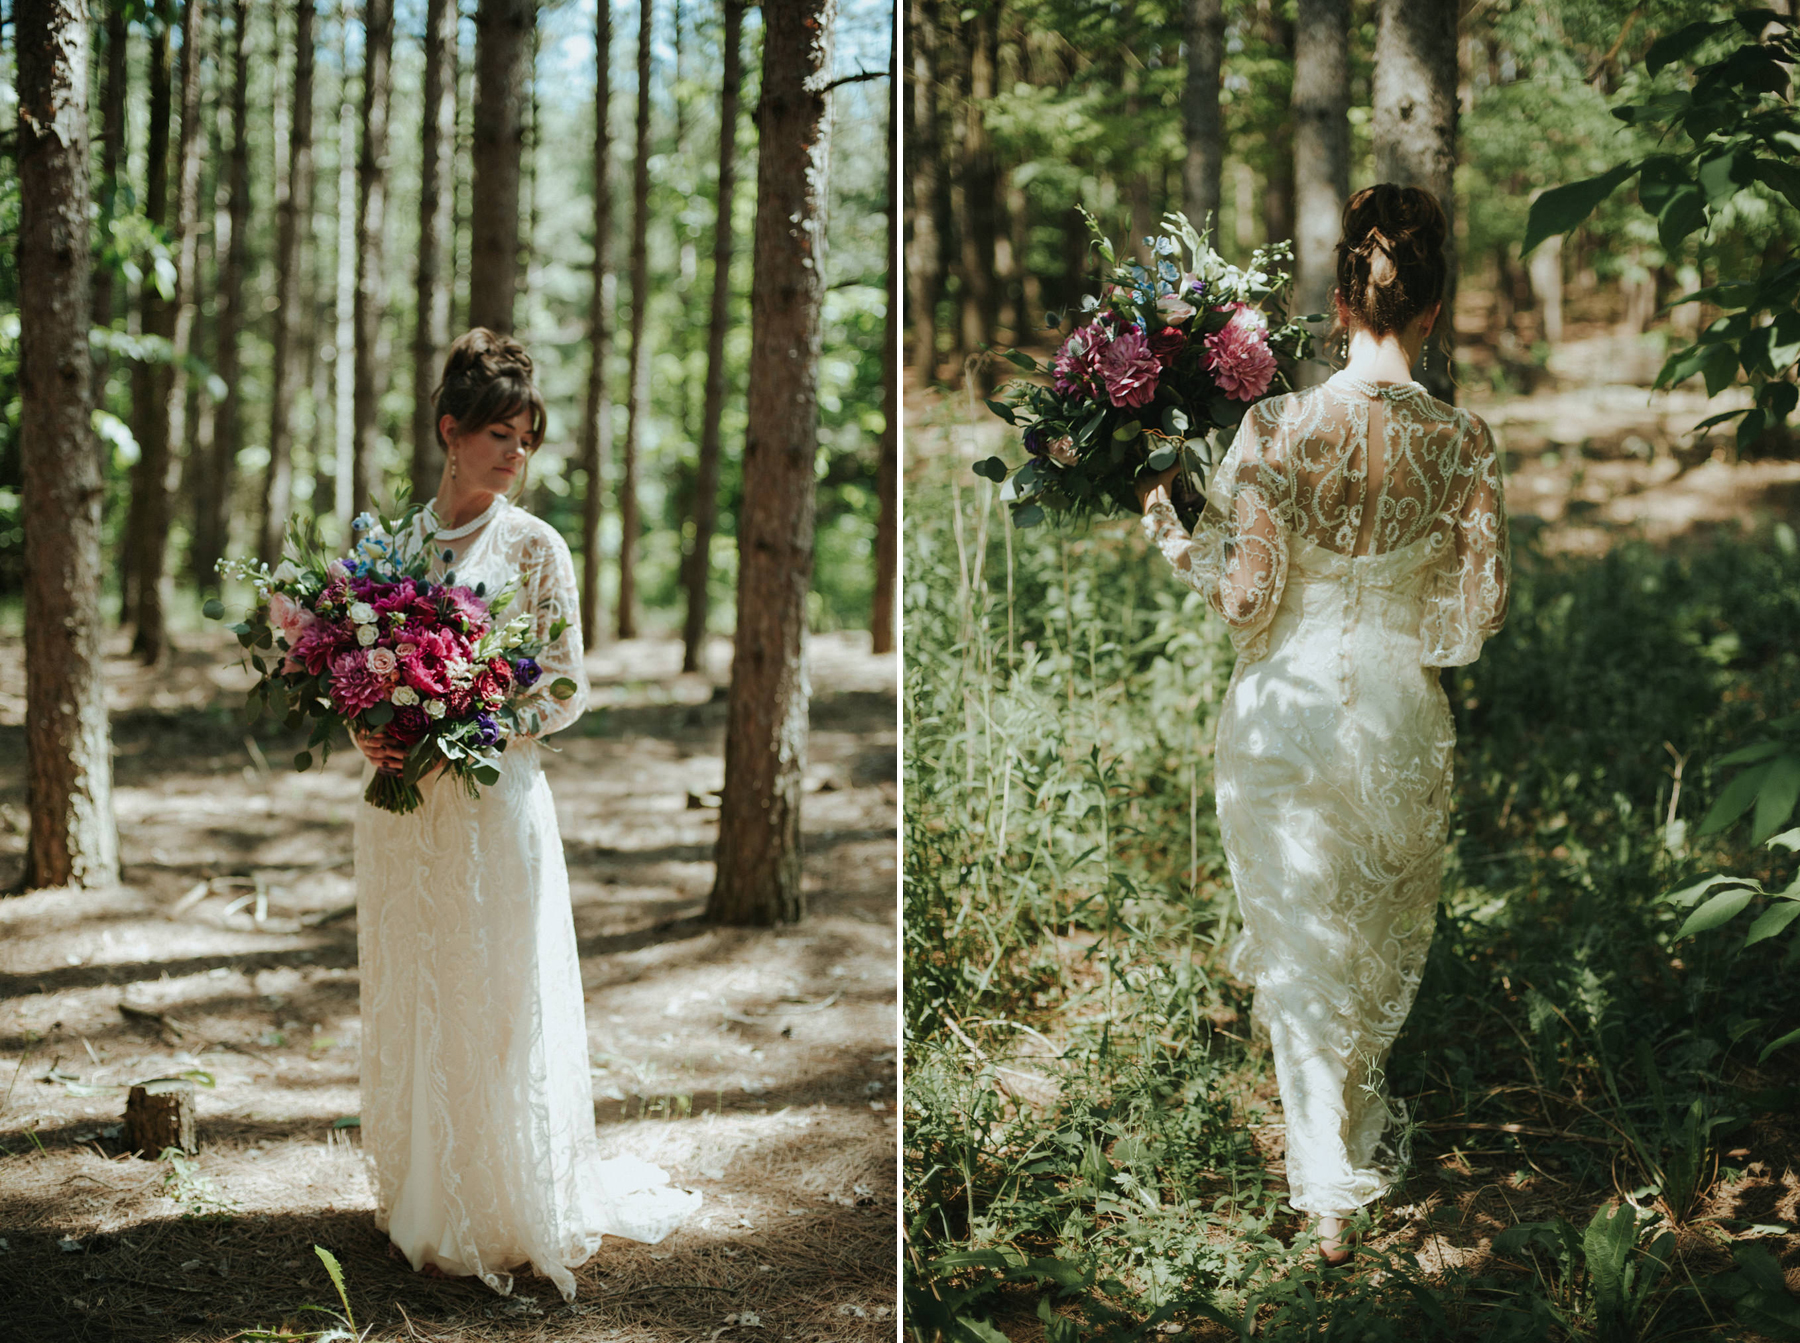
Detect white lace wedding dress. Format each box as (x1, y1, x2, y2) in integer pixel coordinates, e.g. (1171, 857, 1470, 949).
(1142, 371, 1509, 1217)
(353, 496, 700, 1300)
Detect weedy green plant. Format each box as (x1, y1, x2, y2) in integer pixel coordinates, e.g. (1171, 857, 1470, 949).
(159, 1145, 239, 1219)
(1490, 1203, 1678, 1343)
(234, 1245, 373, 1343)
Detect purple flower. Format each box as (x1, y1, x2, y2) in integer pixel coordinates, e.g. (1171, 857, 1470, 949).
(513, 657, 542, 688)
(474, 714, 500, 747)
(1052, 319, 1111, 398)
(1098, 326, 1162, 410)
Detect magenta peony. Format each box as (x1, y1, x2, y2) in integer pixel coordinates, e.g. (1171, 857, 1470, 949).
(1052, 320, 1110, 398)
(399, 626, 466, 698)
(328, 649, 390, 716)
(1098, 326, 1161, 410)
(1204, 306, 1276, 402)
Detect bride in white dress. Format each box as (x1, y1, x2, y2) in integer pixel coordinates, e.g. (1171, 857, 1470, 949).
(1136, 186, 1508, 1263)
(351, 329, 700, 1299)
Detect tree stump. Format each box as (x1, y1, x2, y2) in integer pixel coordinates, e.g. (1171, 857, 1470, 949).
(124, 1083, 197, 1157)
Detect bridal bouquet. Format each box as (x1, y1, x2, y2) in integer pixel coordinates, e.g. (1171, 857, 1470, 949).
(207, 503, 577, 814)
(973, 210, 1314, 529)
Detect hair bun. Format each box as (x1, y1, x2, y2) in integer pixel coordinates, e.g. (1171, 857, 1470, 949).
(1334, 184, 1448, 338)
(443, 327, 534, 385)
(431, 327, 548, 459)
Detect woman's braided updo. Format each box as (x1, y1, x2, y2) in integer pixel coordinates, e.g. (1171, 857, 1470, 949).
(1333, 183, 1449, 338)
(431, 327, 547, 452)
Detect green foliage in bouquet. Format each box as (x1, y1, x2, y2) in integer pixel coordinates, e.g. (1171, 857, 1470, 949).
(972, 210, 1316, 530)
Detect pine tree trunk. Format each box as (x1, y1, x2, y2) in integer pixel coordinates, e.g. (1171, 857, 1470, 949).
(957, 7, 995, 359)
(91, 0, 127, 368)
(469, 0, 535, 333)
(579, 0, 614, 650)
(412, 0, 458, 500)
(681, 0, 742, 673)
(707, 0, 836, 928)
(618, 0, 652, 641)
(133, 0, 205, 666)
(870, 11, 897, 658)
(905, 0, 941, 382)
(1373, 0, 1457, 401)
(261, 0, 312, 565)
(1293, 0, 1349, 387)
(1262, 7, 1296, 257)
(1182, 0, 1223, 233)
(123, 0, 172, 627)
(352, 0, 393, 520)
(17, 0, 121, 891)
(192, 0, 248, 590)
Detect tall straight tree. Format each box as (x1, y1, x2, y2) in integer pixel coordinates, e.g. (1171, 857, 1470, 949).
(871, 10, 897, 657)
(579, 0, 614, 649)
(122, 0, 171, 623)
(1182, 0, 1223, 232)
(617, 0, 652, 640)
(1373, 0, 1457, 401)
(681, 0, 743, 672)
(17, 0, 120, 889)
(133, 0, 205, 665)
(192, 0, 250, 588)
(469, 0, 536, 332)
(353, 0, 394, 518)
(957, 5, 996, 354)
(261, 0, 313, 564)
(1293, 0, 1349, 388)
(332, 14, 356, 536)
(708, 0, 836, 928)
(91, 0, 128, 367)
(412, 0, 458, 498)
(905, 0, 940, 381)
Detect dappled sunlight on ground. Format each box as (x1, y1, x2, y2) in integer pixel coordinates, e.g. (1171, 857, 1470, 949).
(0, 628, 896, 1340)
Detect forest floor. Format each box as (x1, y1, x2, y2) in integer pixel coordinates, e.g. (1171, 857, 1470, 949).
(0, 624, 898, 1343)
(904, 354, 1800, 1340)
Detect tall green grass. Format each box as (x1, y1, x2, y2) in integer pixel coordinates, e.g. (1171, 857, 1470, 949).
(904, 459, 1800, 1342)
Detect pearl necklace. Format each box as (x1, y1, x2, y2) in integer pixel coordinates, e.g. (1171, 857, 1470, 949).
(1332, 371, 1423, 399)
(432, 494, 505, 541)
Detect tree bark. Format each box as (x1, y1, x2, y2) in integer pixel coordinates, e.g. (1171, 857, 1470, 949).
(261, 0, 312, 565)
(680, 0, 743, 672)
(1181, 0, 1223, 234)
(353, 0, 394, 519)
(1261, 4, 1295, 255)
(132, 0, 204, 665)
(91, 0, 127, 362)
(122, 0, 171, 627)
(871, 9, 897, 658)
(192, 0, 249, 589)
(332, 21, 355, 538)
(579, 0, 615, 650)
(1373, 0, 1458, 401)
(1293, 0, 1349, 387)
(412, 0, 458, 500)
(469, 0, 535, 333)
(956, 6, 996, 358)
(617, 0, 652, 640)
(905, 0, 941, 381)
(708, 0, 835, 927)
(17, 0, 121, 890)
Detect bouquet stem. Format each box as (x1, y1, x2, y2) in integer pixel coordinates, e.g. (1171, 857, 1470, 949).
(364, 772, 425, 814)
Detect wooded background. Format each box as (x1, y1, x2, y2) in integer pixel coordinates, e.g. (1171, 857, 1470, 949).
(0, 0, 895, 659)
(906, 0, 1799, 417)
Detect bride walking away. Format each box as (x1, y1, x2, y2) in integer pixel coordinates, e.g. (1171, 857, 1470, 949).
(1136, 184, 1509, 1264)
(352, 330, 700, 1297)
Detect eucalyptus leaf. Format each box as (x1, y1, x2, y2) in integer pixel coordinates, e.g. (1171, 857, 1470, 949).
(550, 676, 578, 701)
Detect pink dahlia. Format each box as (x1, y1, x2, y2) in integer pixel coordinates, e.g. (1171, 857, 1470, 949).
(1098, 326, 1161, 410)
(1204, 306, 1276, 402)
(399, 626, 465, 698)
(291, 618, 351, 676)
(328, 649, 390, 716)
(1052, 320, 1110, 398)
(442, 585, 491, 636)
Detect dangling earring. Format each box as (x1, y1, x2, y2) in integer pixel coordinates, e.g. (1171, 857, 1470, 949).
(1422, 337, 1433, 374)
(449, 451, 458, 481)
(1338, 333, 1348, 364)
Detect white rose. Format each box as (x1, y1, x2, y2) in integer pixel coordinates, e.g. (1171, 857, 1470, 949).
(356, 624, 377, 647)
(349, 602, 376, 624)
(424, 699, 446, 719)
(391, 685, 419, 706)
(272, 560, 300, 583)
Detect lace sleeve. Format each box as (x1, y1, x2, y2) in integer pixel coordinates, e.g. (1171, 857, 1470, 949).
(516, 527, 589, 737)
(1422, 414, 1510, 667)
(1140, 408, 1289, 661)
